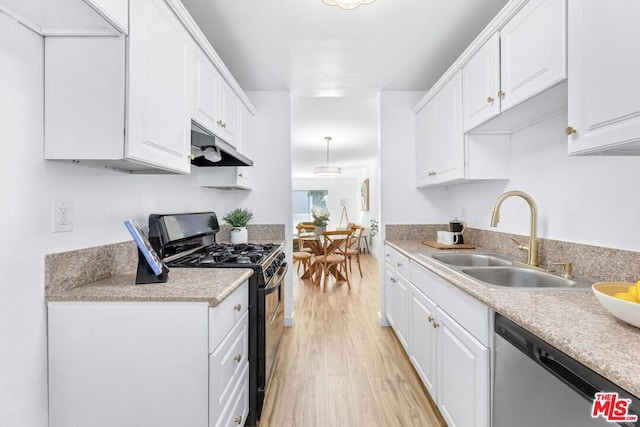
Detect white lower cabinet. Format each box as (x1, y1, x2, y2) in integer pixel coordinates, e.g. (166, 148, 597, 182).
(384, 244, 491, 427)
(437, 307, 490, 427)
(384, 246, 411, 351)
(409, 285, 438, 399)
(48, 282, 249, 427)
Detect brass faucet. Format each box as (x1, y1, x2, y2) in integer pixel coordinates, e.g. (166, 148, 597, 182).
(490, 190, 539, 267)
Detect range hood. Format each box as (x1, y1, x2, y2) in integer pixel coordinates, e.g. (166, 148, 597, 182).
(190, 123, 253, 167)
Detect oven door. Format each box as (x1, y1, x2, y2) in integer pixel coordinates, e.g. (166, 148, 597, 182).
(257, 262, 287, 416)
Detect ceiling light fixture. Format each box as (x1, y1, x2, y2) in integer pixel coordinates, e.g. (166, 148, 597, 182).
(322, 0, 376, 10)
(314, 136, 341, 177)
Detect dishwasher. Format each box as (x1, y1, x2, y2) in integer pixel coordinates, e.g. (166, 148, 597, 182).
(494, 314, 639, 427)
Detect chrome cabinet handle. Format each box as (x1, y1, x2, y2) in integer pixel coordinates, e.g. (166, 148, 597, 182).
(432, 321, 440, 329)
(396, 262, 402, 267)
(234, 416, 242, 425)
(233, 304, 242, 312)
(386, 254, 390, 258)
(428, 315, 434, 323)
(234, 354, 242, 363)
(565, 126, 577, 135)
(486, 96, 494, 104)
(390, 277, 397, 283)
(497, 90, 505, 98)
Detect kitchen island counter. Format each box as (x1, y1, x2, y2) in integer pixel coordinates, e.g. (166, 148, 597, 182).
(46, 267, 253, 307)
(386, 239, 640, 398)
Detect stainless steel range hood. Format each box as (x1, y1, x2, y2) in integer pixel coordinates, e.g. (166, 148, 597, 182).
(190, 123, 253, 167)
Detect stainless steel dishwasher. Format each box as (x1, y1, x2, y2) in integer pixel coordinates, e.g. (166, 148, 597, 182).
(494, 313, 639, 427)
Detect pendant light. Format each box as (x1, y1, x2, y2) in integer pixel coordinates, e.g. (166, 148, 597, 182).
(314, 136, 341, 177)
(322, 0, 376, 10)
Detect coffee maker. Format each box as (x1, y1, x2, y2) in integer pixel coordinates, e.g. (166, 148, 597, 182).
(449, 219, 464, 244)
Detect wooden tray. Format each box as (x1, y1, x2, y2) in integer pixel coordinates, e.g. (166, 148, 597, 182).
(422, 240, 476, 249)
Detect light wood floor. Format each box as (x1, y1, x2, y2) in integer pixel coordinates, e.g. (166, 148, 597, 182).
(260, 253, 446, 427)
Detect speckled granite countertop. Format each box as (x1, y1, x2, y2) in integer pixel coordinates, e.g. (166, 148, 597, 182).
(386, 239, 640, 398)
(47, 268, 253, 307)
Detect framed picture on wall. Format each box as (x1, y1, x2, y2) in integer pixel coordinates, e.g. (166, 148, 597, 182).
(360, 178, 369, 211)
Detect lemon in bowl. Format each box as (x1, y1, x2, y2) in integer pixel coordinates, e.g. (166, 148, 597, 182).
(592, 282, 640, 328)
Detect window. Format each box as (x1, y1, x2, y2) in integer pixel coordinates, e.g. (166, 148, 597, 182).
(292, 190, 328, 231)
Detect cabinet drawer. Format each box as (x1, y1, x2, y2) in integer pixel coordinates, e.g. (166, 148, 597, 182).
(209, 282, 248, 352)
(213, 361, 249, 427)
(210, 310, 248, 421)
(385, 246, 409, 278)
(410, 261, 490, 346)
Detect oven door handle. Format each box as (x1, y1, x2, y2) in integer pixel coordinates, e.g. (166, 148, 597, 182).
(263, 263, 288, 295)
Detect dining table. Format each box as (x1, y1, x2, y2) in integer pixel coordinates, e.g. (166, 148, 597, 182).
(297, 232, 349, 285)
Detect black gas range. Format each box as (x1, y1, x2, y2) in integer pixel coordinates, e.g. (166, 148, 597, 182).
(148, 212, 286, 426)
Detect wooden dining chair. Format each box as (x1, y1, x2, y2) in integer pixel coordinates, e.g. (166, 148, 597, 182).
(314, 230, 352, 292)
(296, 223, 316, 253)
(343, 224, 364, 277)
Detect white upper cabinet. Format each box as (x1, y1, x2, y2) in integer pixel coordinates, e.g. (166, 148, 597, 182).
(567, 0, 640, 155)
(192, 48, 239, 146)
(462, 33, 501, 132)
(85, 0, 128, 34)
(416, 71, 465, 187)
(126, 0, 192, 173)
(193, 47, 222, 135)
(500, 0, 566, 111)
(462, 0, 567, 133)
(416, 71, 510, 188)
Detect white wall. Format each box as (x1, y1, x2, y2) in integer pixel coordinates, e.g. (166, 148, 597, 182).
(0, 14, 291, 425)
(292, 177, 359, 230)
(379, 91, 452, 232)
(447, 111, 640, 252)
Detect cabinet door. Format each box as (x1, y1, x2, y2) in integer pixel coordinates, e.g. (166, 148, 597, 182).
(127, 0, 192, 174)
(432, 71, 464, 184)
(410, 286, 438, 401)
(193, 48, 219, 134)
(415, 101, 436, 187)
(500, 0, 566, 112)
(384, 268, 397, 328)
(567, 0, 640, 155)
(462, 33, 501, 132)
(436, 307, 490, 427)
(394, 275, 410, 351)
(216, 79, 238, 144)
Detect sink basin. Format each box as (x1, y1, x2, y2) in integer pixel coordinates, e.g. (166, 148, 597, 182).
(430, 253, 512, 267)
(460, 267, 578, 289)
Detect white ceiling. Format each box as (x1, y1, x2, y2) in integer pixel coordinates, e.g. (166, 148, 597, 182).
(181, 0, 510, 176)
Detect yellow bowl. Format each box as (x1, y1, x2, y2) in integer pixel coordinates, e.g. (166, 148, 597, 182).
(592, 282, 640, 328)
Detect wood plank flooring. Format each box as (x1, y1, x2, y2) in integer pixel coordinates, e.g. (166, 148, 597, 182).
(259, 254, 446, 427)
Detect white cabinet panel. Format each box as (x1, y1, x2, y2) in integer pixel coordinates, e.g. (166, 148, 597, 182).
(462, 33, 501, 131)
(500, 0, 566, 111)
(437, 307, 490, 427)
(410, 286, 438, 400)
(48, 302, 209, 427)
(567, 0, 640, 155)
(415, 71, 464, 187)
(127, 0, 192, 173)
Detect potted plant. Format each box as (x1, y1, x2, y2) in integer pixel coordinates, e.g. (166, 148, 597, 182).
(223, 207, 254, 244)
(311, 207, 330, 235)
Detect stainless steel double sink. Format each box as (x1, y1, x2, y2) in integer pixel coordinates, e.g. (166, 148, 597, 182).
(423, 253, 594, 290)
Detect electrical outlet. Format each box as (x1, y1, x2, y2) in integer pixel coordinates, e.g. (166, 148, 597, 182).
(53, 201, 73, 232)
